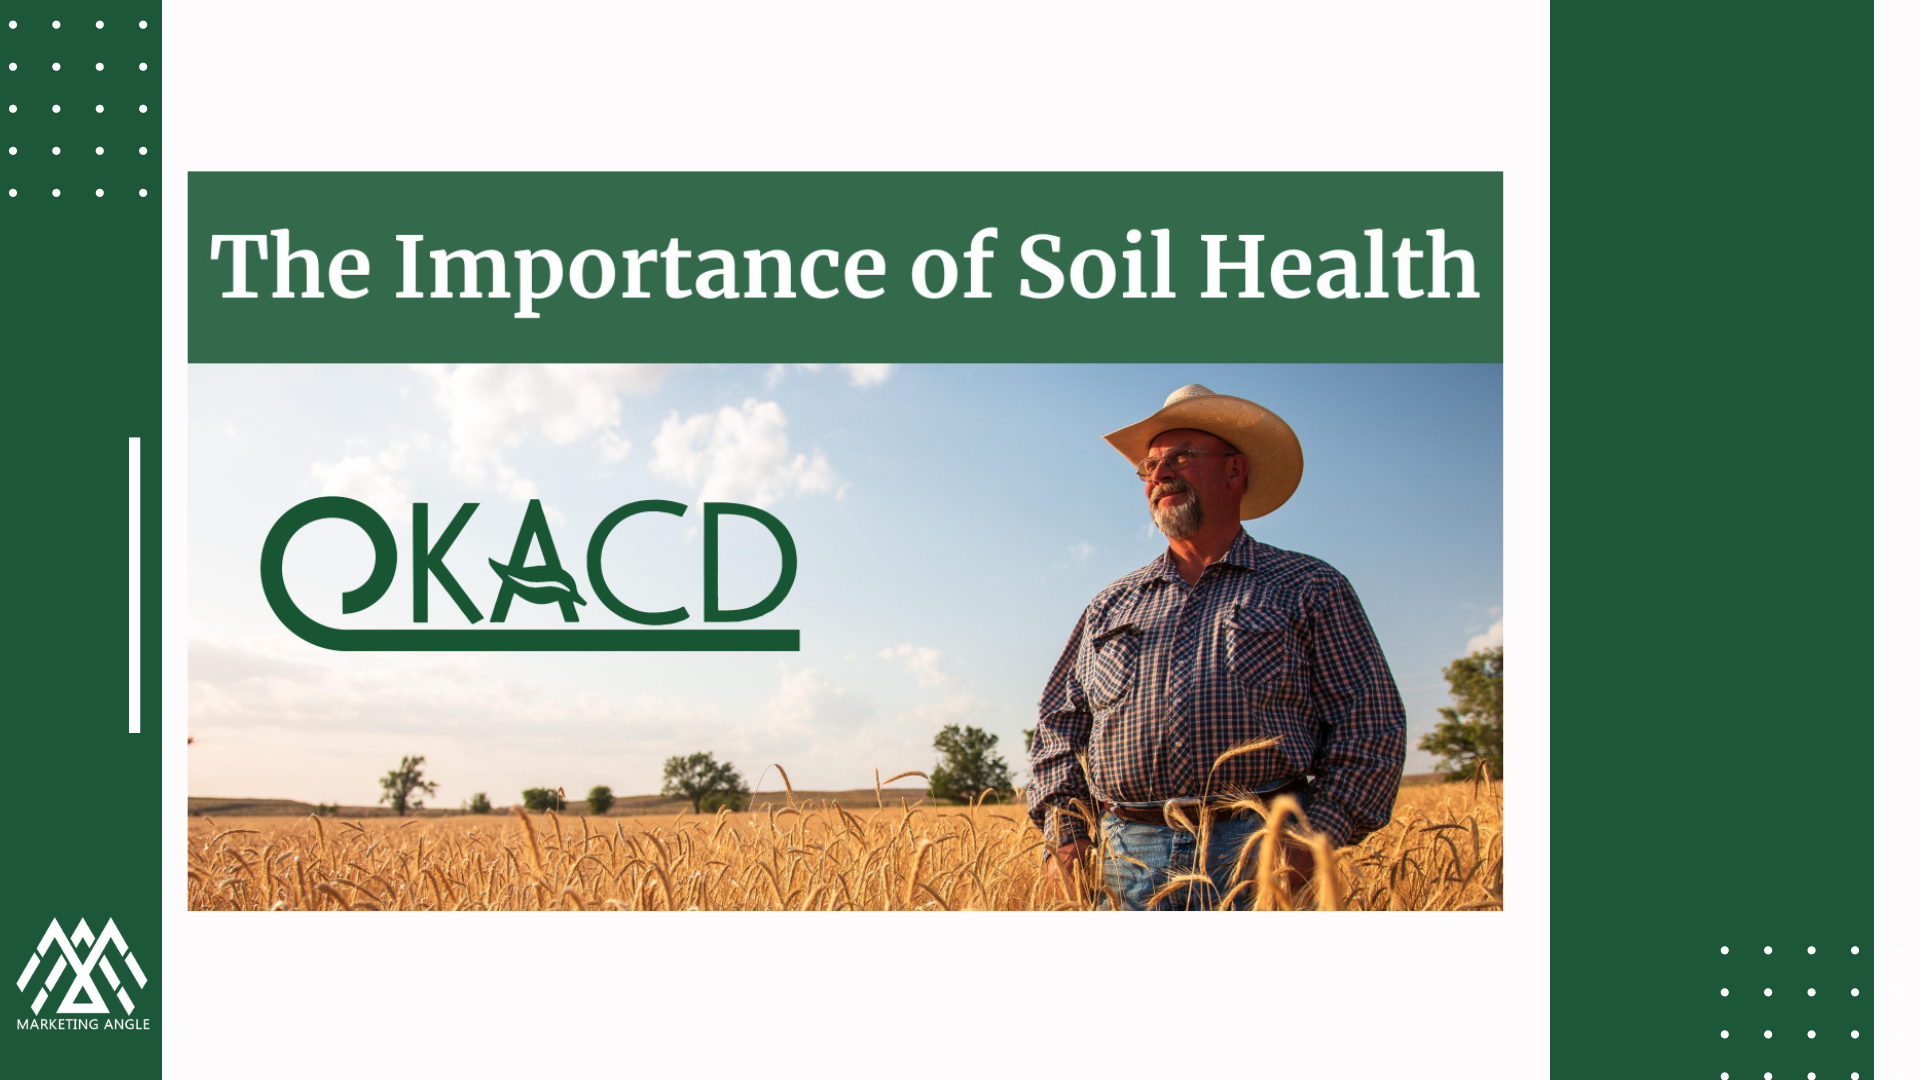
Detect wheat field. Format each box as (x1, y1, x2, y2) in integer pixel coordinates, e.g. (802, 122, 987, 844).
(186, 772, 1501, 912)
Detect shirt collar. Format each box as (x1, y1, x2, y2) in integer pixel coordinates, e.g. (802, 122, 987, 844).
(1145, 528, 1258, 585)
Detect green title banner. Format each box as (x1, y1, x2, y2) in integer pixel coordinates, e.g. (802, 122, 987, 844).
(188, 172, 1500, 364)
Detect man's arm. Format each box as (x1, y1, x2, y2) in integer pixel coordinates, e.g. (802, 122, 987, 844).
(1027, 608, 1097, 849)
(1298, 570, 1408, 846)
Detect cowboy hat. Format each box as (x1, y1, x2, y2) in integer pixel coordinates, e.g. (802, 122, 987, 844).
(1103, 384, 1303, 520)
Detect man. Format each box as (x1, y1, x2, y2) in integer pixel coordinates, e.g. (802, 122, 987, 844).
(1026, 384, 1407, 910)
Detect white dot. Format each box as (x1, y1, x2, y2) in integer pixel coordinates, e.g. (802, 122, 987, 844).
(93, 188, 102, 197)
(51, 188, 60, 197)
(1851, 946, 1860, 954)
(1766, 1030, 1774, 1039)
(51, 62, 60, 71)
(1721, 1030, 1730, 1039)
(1810, 988, 1817, 996)
(6, 21, 14, 29)
(139, 147, 147, 155)
(94, 104, 102, 113)
(51, 146, 60, 155)
(141, 21, 148, 29)
(139, 62, 147, 71)
(1765, 946, 1774, 954)
(1721, 946, 1730, 955)
(1809, 1030, 1817, 1038)
(7, 63, 14, 70)
(1766, 988, 1774, 996)
(1852, 988, 1860, 996)
(51, 104, 59, 112)
(95, 62, 103, 71)
(52, 20, 61, 29)
(94, 146, 102, 155)
(1722, 988, 1730, 996)
(1810, 946, 1817, 955)
(138, 104, 146, 113)
(96, 20, 105, 29)
(1853, 1031, 1860, 1038)
(1765, 1074, 1773, 1079)
(138, 189, 147, 197)
(1722, 1074, 1730, 1080)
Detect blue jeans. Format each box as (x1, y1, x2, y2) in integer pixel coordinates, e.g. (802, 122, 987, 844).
(1099, 809, 1267, 911)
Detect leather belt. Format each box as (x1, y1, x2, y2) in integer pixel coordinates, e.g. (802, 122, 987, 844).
(1103, 778, 1305, 827)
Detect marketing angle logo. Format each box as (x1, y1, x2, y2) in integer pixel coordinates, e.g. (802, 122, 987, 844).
(262, 496, 799, 651)
(16, 919, 147, 1016)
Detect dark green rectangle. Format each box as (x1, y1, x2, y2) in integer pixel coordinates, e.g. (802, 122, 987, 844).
(188, 172, 1501, 365)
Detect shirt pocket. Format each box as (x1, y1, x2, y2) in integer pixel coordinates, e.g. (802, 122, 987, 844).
(1083, 621, 1142, 710)
(1226, 604, 1310, 710)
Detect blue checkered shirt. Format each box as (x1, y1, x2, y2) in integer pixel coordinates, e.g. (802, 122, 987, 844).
(1027, 530, 1407, 847)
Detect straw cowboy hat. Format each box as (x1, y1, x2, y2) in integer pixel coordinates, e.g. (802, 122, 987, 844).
(1103, 384, 1304, 520)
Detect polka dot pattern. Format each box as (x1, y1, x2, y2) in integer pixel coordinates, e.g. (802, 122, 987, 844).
(1714, 941, 1872, 1080)
(2, 12, 158, 201)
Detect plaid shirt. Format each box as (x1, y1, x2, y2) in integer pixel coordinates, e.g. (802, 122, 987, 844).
(1027, 530, 1406, 847)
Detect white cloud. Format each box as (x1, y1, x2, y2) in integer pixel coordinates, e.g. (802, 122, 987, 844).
(760, 666, 874, 738)
(1467, 618, 1504, 653)
(1066, 541, 1094, 563)
(414, 364, 669, 498)
(843, 363, 893, 387)
(311, 438, 419, 523)
(764, 363, 891, 389)
(878, 643, 957, 688)
(648, 398, 838, 504)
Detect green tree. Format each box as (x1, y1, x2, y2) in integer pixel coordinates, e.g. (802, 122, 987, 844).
(465, 792, 493, 815)
(661, 752, 745, 815)
(1417, 646, 1503, 781)
(378, 755, 438, 816)
(929, 725, 1014, 803)
(700, 789, 749, 813)
(522, 787, 566, 812)
(586, 785, 615, 815)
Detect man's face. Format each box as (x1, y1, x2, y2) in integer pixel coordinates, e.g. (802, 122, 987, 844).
(1143, 429, 1243, 540)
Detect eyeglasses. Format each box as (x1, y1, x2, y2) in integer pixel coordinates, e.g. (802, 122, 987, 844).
(1135, 448, 1237, 481)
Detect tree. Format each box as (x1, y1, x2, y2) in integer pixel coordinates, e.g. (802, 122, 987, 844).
(700, 789, 748, 813)
(522, 787, 565, 812)
(465, 792, 493, 815)
(586, 785, 615, 815)
(1417, 646, 1503, 781)
(378, 755, 438, 816)
(661, 752, 745, 815)
(929, 725, 1014, 803)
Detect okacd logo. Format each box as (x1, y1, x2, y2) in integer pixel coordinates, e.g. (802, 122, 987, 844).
(16, 918, 147, 1017)
(262, 497, 800, 651)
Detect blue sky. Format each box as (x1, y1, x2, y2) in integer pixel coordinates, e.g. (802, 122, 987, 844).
(188, 363, 1500, 806)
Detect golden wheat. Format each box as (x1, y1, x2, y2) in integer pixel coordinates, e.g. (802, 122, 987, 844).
(185, 775, 1502, 912)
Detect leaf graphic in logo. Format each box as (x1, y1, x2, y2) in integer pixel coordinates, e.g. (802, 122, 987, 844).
(488, 559, 590, 608)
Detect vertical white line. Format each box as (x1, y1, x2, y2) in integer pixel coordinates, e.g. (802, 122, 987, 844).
(129, 436, 140, 735)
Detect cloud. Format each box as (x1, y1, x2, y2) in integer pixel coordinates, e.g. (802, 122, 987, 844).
(648, 398, 838, 504)
(413, 364, 669, 498)
(843, 364, 894, 387)
(310, 438, 420, 523)
(759, 666, 875, 739)
(763, 363, 892, 389)
(1467, 618, 1504, 653)
(877, 644, 957, 688)
(1065, 541, 1094, 564)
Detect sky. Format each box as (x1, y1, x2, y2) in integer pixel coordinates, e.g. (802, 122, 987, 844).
(188, 362, 1501, 808)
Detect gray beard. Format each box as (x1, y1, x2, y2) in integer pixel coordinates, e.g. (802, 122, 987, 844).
(1150, 480, 1203, 540)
